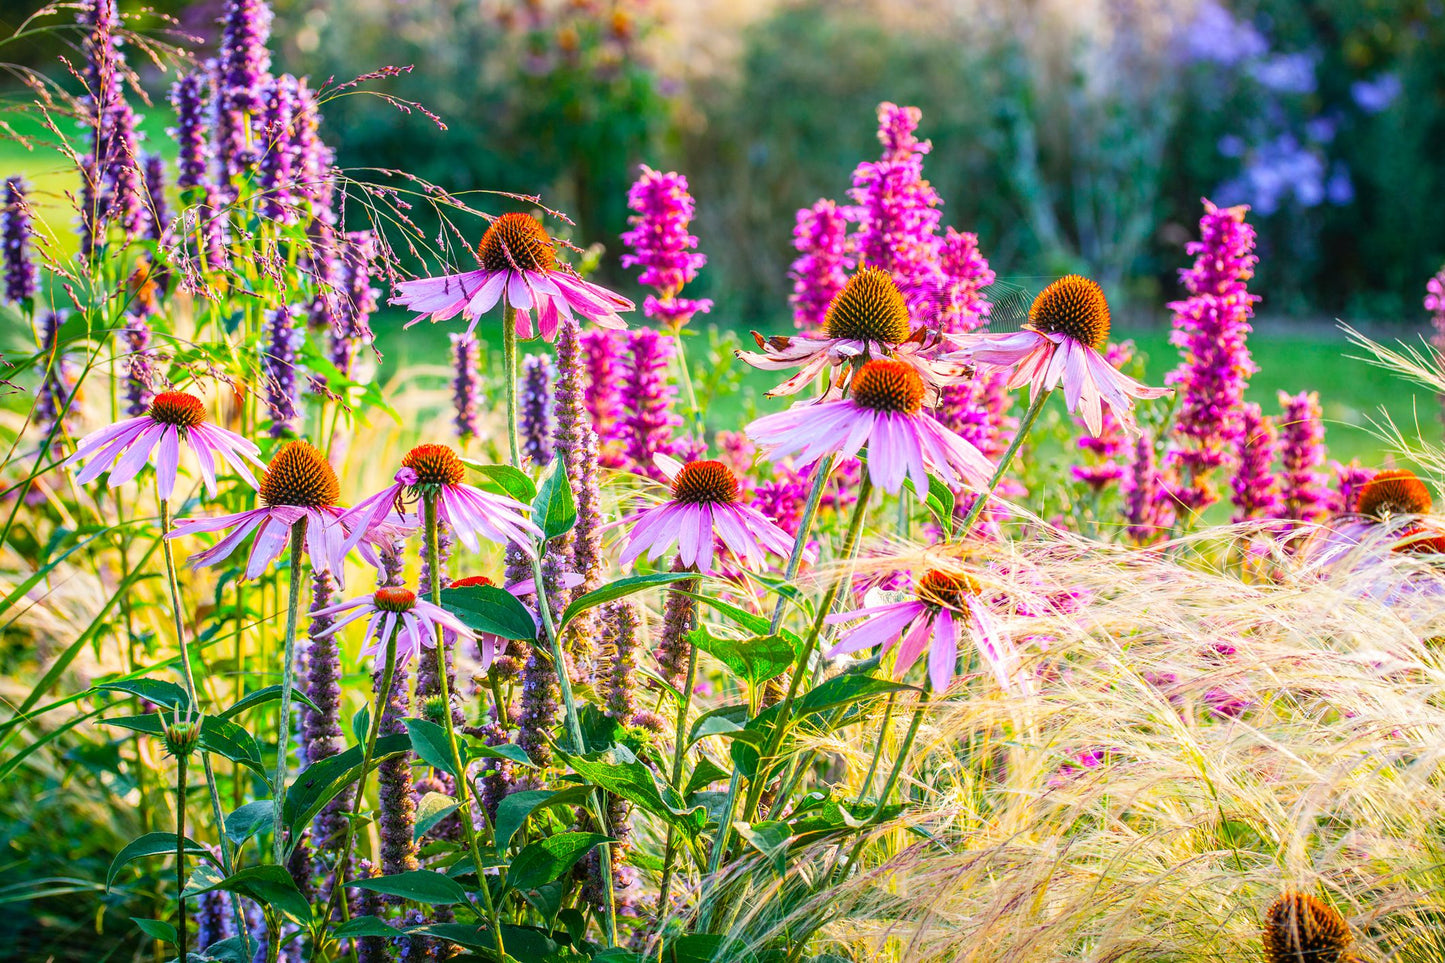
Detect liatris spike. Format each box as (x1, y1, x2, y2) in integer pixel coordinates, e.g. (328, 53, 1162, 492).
(2, 177, 38, 306)
(599, 600, 640, 722)
(617, 327, 679, 479)
(303, 570, 346, 851)
(520, 353, 555, 468)
(581, 328, 623, 446)
(555, 317, 605, 592)
(1262, 892, 1354, 963)
(789, 199, 852, 330)
(169, 73, 211, 195)
(261, 305, 303, 438)
(142, 154, 168, 242)
(655, 561, 698, 690)
(1274, 390, 1330, 524)
(258, 75, 297, 223)
(451, 333, 482, 443)
(1123, 432, 1169, 544)
(847, 102, 943, 311)
(1166, 199, 1261, 511)
(1230, 402, 1282, 521)
(620, 165, 712, 327)
(376, 657, 419, 879)
(216, 0, 274, 183)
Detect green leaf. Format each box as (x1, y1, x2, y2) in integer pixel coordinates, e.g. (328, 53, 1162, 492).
(927, 474, 956, 539)
(281, 733, 410, 844)
(734, 820, 792, 875)
(403, 717, 458, 778)
(440, 583, 537, 642)
(507, 832, 613, 891)
(797, 673, 916, 717)
(185, 865, 311, 926)
(688, 703, 751, 746)
(217, 685, 319, 721)
(664, 934, 760, 963)
(493, 786, 592, 851)
(223, 801, 275, 846)
(332, 916, 405, 938)
(684, 757, 731, 797)
(94, 678, 190, 711)
(347, 869, 470, 905)
(532, 459, 576, 541)
(558, 572, 699, 630)
(683, 592, 799, 647)
(557, 746, 707, 837)
(689, 627, 795, 685)
(107, 832, 217, 891)
(351, 705, 371, 747)
(131, 917, 178, 945)
(414, 792, 460, 841)
(466, 739, 538, 769)
(465, 462, 538, 504)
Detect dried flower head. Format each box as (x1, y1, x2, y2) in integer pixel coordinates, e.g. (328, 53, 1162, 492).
(915, 569, 983, 611)
(1262, 892, 1353, 963)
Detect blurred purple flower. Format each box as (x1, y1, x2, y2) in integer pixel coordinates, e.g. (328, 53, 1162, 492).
(216, 0, 274, 181)
(262, 305, 303, 438)
(1273, 390, 1330, 524)
(451, 333, 482, 443)
(788, 199, 852, 331)
(1250, 52, 1317, 95)
(2, 177, 37, 306)
(1177, 1, 1267, 66)
(1351, 73, 1402, 114)
(520, 353, 554, 468)
(616, 327, 679, 479)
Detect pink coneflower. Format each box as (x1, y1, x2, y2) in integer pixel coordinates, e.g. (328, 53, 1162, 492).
(342, 443, 541, 556)
(168, 441, 351, 580)
(738, 267, 965, 399)
(948, 275, 1169, 436)
(309, 586, 477, 668)
(827, 569, 1017, 693)
(390, 213, 633, 342)
(746, 358, 994, 496)
(619, 456, 794, 573)
(64, 390, 265, 498)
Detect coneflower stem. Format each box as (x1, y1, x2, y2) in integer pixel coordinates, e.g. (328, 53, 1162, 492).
(956, 388, 1052, 539)
(425, 494, 508, 961)
(271, 520, 307, 867)
(320, 622, 398, 932)
(741, 474, 873, 824)
(528, 548, 619, 945)
(671, 327, 705, 439)
(502, 304, 521, 467)
(657, 638, 699, 915)
(176, 751, 188, 963)
(158, 490, 251, 959)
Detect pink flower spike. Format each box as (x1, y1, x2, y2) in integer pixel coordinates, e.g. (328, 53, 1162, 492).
(619, 458, 795, 574)
(64, 391, 264, 499)
(390, 213, 632, 343)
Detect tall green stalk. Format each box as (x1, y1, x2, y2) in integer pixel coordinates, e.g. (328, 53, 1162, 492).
(502, 304, 521, 467)
(656, 638, 699, 913)
(175, 750, 188, 963)
(955, 388, 1052, 538)
(271, 521, 307, 866)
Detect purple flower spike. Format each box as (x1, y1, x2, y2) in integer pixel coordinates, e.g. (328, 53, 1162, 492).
(1229, 402, 1281, 522)
(616, 327, 679, 479)
(1427, 266, 1445, 426)
(2, 177, 38, 306)
(1274, 390, 1330, 524)
(259, 76, 298, 223)
(621, 165, 710, 326)
(788, 199, 852, 330)
(216, 0, 275, 183)
(520, 353, 555, 468)
(1123, 433, 1169, 544)
(262, 305, 304, 438)
(451, 333, 482, 443)
(102, 98, 147, 239)
(169, 72, 211, 195)
(581, 328, 623, 450)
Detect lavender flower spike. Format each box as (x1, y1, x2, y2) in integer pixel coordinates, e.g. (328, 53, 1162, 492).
(2, 177, 38, 306)
(555, 316, 605, 590)
(620, 165, 711, 326)
(216, 0, 275, 182)
(520, 353, 555, 468)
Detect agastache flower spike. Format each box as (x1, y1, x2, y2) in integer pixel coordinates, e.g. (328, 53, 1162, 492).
(2, 177, 38, 306)
(788, 199, 852, 330)
(555, 316, 605, 589)
(391, 212, 633, 341)
(581, 328, 623, 440)
(1229, 402, 1282, 522)
(169, 73, 211, 195)
(620, 165, 712, 326)
(451, 333, 482, 443)
(1273, 390, 1330, 524)
(746, 358, 995, 496)
(520, 354, 554, 467)
(216, 0, 274, 181)
(65, 390, 264, 498)
(616, 327, 680, 478)
(949, 275, 1170, 437)
(262, 305, 303, 438)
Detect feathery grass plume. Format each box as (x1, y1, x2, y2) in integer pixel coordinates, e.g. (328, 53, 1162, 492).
(1262, 892, 1354, 963)
(520, 353, 555, 468)
(1230, 401, 1282, 521)
(2, 177, 37, 306)
(1275, 389, 1330, 524)
(789, 199, 853, 331)
(450, 333, 483, 444)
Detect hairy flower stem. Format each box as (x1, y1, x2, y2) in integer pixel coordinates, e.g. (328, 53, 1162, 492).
(956, 389, 1051, 538)
(425, 494, 508, 961)
(272, 521, 307, 866)
(741, 474, 874, 825)
(527, 548, 618, 945)
(503, 304, 521, 467)
(159, 491, 251, 958)
(656, 639, 699, 915)
(176, 751, 188, 963)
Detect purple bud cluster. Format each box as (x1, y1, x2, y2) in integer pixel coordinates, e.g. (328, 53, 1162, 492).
(3, 177, 38, 305)
(1330, 459, 1372, 515)
(262, 304, 303, 438)
(451, 333, 483, 443)
(615, 327, 679, 478)
(520, 353, 555, 468)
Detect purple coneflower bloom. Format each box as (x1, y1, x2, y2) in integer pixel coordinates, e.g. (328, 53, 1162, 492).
(746, 358, 994, 496)
(949, 275, 1169, 436)
(618, 455, 794, 573)
(739, 267, 966, 400)
(827, 569, 1016, 693)
(168, 440, 350, 581)
(64, 390, 264, 498)
(342, 443, 540, 557)
(309, 586, 476, 668)
(391, 213, 632, 341)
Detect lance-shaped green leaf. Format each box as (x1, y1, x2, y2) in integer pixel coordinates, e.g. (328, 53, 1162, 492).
(493, 786, 593, 850)
(532, 459, 576, 541)
(558, 572, 699, 630)
(281, 733, 410, 844)
(403, 717, 459, 778)
(107, 832, 219, 890)
(184, 865, 312, 926)
(223, 800, 275, 846)
(346, 869, 470, 905)
(507, 832, 614, 891)
(464, 461, 537, 504)
(332, 916, 405, 939)
(556, 746, 707, 837)
(98, 714, 267, 778)
(689, 626, 795, 684)
(131, 917, 178, 945)
(796, 673, 916, 717)
(94, 678, 190, 712)
(217, 684, 319, 721)
(439, 582, 537, 641)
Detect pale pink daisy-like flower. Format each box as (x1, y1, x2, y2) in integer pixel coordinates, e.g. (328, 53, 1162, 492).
(168, 441, 352, 581)
(619, 455, 795, 573)
(948, 275, 1169, 436)
(828, 569, 1018, 693)
(390, 212, 633, 342)
(746, 358, 995, 496)
(310, 586, 477, 668)
(64, 391, 265, 499)
(739, 267, 966, 400)
(341, 444, 541, 557)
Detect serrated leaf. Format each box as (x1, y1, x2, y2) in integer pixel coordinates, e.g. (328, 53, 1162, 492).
(332, 915, 405, 938)
(414, 792, 460, 841)
(223, 800, 274, 846)
(347, 869, 469, 905)
(690, 627, 795, 684)
(797, 673, 916, 717)
(507, 831, 613, 891)
(131, 917, 178, 944)
(217, 685, 320, 721)
(403, 717, 459, 778)
(281, 733, 410, 845)
(107, 832, 217, 890)
(493, 786, 593, 851)
(557, 746, 707, 837)
(465, 462, 537, 504)
(95, 678, 190, 711)
(440, 583, 537, 641)
(184, 865, 311, 926)
(558, 572, 699, 630)
(532, 459, 576, 542)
